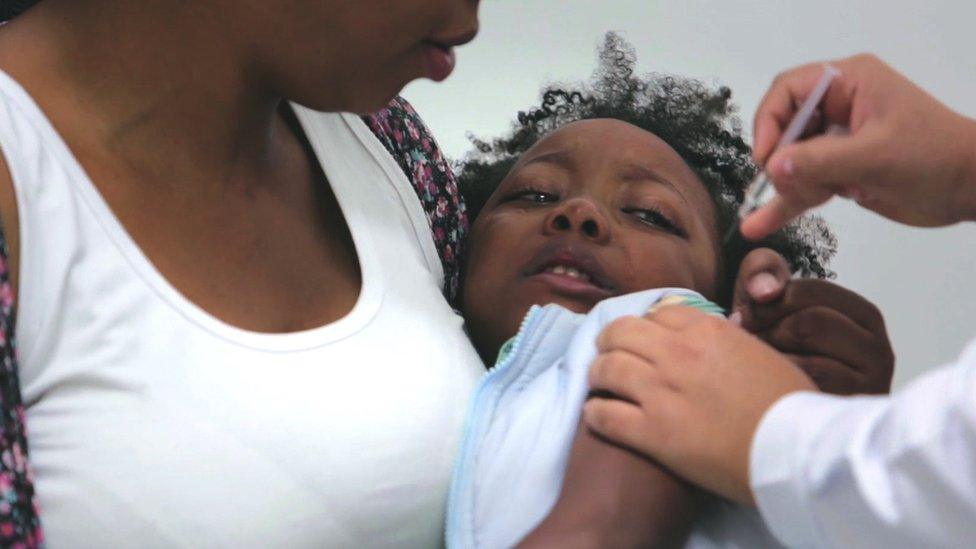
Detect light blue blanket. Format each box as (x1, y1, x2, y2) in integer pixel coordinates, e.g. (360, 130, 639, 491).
(445, 288, 782, 548)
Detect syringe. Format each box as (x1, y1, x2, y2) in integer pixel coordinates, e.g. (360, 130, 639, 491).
(724, 64, 841, 245)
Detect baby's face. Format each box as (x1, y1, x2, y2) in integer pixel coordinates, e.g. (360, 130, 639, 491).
(462, 119, 721, 359)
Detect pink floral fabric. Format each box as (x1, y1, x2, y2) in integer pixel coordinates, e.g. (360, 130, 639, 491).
(0, 230, 41, 547)
(362, 97, 468, 306)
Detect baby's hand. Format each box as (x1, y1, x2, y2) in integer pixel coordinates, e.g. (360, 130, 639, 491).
(731, 248, 894, 395)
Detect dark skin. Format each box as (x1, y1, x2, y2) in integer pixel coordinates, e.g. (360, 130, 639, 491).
(0, 0, 479, 331)
(463, 119, 722, 548)
(731, 251, 895, 396)
(463, 119, 722, 364)
(463, 119, 895, 547)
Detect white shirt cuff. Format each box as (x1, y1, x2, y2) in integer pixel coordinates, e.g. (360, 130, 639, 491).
(749, 391, 871, 548)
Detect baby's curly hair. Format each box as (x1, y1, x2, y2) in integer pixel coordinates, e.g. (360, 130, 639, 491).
(458, 32, 836, 307)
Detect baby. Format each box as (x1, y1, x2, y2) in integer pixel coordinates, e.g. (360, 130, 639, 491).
(445, 34, 886, 548)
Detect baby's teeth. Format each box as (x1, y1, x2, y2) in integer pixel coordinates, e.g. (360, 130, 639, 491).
(545, 265, 593, 283)
(546, 265, 592, 282)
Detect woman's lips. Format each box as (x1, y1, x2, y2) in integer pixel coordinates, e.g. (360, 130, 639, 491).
(422, 43, 456, 82)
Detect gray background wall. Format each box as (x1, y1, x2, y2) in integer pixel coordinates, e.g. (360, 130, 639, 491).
(404, 0, 976, 387)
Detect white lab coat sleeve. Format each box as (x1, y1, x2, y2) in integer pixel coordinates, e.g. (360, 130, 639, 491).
(749, 338, 976, 548)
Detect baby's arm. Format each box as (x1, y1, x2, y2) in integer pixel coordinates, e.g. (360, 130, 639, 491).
(518, 419, 696, 549)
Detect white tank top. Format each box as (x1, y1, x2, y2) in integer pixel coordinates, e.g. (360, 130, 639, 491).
(0, 70, 484, 548)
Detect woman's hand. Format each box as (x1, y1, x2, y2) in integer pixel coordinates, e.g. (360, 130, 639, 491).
(731, 248, 894, 395)
(744, 54, 976, 239)
(584, 307, 815, 505)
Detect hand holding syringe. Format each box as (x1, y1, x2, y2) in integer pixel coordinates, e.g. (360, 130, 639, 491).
(724, 64, 840, 245)
(737, 54, 976, 240)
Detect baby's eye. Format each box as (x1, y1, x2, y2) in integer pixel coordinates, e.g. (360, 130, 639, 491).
(624, 207, 686, 237)
(510, 189, 558, 204)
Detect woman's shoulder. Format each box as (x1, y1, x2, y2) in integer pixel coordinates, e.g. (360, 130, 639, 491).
(361, 97, 468, 306)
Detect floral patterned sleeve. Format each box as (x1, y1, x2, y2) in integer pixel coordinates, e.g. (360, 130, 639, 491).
(0, 224, 42, 547)
(361, 97, 468, 307)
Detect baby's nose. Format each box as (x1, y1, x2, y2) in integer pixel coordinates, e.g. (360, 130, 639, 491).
(545, 198, 611, 244)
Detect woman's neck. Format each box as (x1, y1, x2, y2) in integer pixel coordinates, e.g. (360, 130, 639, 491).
(0, 0, 287, 192)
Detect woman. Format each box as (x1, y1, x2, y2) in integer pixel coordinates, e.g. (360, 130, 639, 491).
(0, 0, 481, 546)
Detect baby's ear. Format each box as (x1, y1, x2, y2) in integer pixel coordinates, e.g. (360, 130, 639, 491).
(730, 248, 790, 329)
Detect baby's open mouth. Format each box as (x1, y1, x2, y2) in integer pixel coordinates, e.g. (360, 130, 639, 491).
(544, 264, 591, 281)
(537, 263, 604, 289)
(523, 244, 617, 299)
